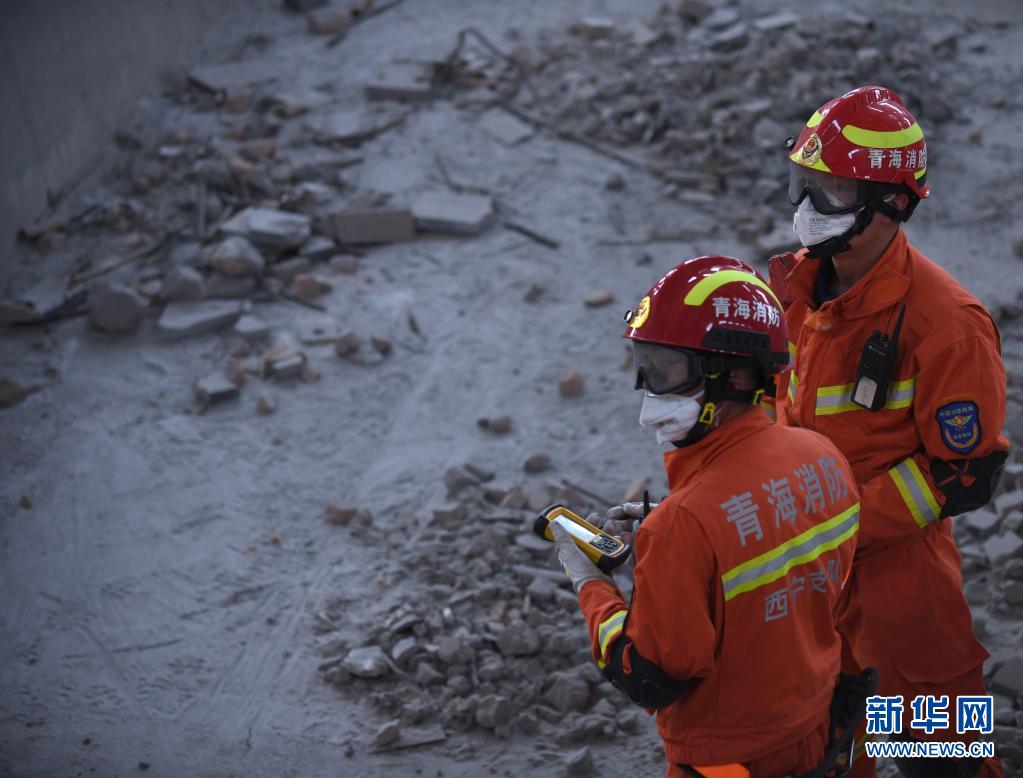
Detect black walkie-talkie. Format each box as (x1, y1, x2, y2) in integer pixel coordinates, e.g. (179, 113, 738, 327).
(852, 304, 906, 411)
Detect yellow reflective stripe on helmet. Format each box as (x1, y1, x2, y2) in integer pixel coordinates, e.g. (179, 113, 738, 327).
(683, 269, 782, 309)
(806, 110, 824, 128)
(720, 504, 859, 601)
(596, 610, 627, 663)
(841, 122, 924, 149)
(814, 377, 916, 415)
(789, 150, 832, 173)
(889, 457, 941, 528)
(914, 166, 927, 180)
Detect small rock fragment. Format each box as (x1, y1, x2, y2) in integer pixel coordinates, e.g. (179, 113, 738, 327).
(478, 416, 512, 435)
(524, 454, 552, 474)
(270, 257, 313, 284)
(474, 695, 515, 730)
(210, 237, 265, 277)
(373, 719, 402, 748)
(365, 64, 435, 102)
(584, 289, 614, 308)
(343, 646, 390, 678)
(559, 371, 585, 397)
(328, 254, 360, 274)
(266, 351, 307, 380)
(19, 495, 32, 510)
(233, 314, 270, 339)
(564, 746, 594, 775)
(307, 7, 350, 35)
(990, 657, 1023, 699)
(330, 208, 416, 244)
(371, 336, 393, 356)
(325, 504, 372, 526)
(335, 332, 361, 357)
(158, 300, 243, 338)
(195, 373, 240, 407)
(604, 173, 625, 191)
(478, 108, 534, 146)
(298, 236, 336, 262)
(496, 620, 541, 657)
(256, 395, 276, 415)
(415, 661, 445, 687)
(88, 284, 148, 333)
(289, 273, 332, 300)
(436, 636, 474, 665)
(444, 465, 480, 496)
(984, 533, 1023, 565)
(161, 266, 205, 302)
(544, 671, 591, 713)
(391, 636, 418, 666)
(205, 274, 257, 299)
(411, 191, 495, 236)
(239, 139, 277, 161)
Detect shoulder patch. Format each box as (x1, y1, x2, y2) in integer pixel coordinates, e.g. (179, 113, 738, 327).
(935, 401, 981, 454)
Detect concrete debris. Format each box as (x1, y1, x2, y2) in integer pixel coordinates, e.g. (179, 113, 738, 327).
(960, 509, 1001, 536)
(232, 314, 270, 339)
(444, 465, 481, 496)
(206, 274, 258, 299)
(160, 266, 205, 302)
(391, 636, 418, 666)
(298, 236, 336, 261)
(157, 300, 244, 339)
(289, 273, 332, 300)
(478, 108, 534, 146)
(88, 284, 148, 333)
(375, 723, 447, 751)
(523, 454, 552, 474)
(543, 671, 591, 713)
(571, 17, 615, 39)
(415, 661, 445, 687)
(411, 191, 495, 236)
(984, 532, 1023, 566)
(330, 208, 416, 244)
(187, 60, 280, 94)
(298, 318, 341, 345)
(328, 254, 360, 274)
(266, 350, 307, 380)
(622, 19, 660, 47)
(563, 746, 594, 775)
(365, 64, 435, 102)
(194, 373, 240, 407)
(222, 208, 312, 250)
(373, 719, 402, 747)
(343, 646, 391, 678)
(474, 695, 514, 730)
(270, 257, 313, 284)
(675, 0, 715, 22)
(702, 8, 740, 29)
(256, 395, 276, 415)
(994, 490, 1023, 516)
(990, 657, 1023, 699)
(436, 636, 474, 665)
(753, 12, 800, 32)
(307, 7, 351, 35)
(495, 620, 541, 657)
(584, 289, 614, 308)
(559, 371, 585, 398)
(210, 236, 265, 277)
(707, 22, 749, 52)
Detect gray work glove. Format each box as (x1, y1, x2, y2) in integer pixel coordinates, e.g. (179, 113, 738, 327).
(550, 522, 613, 594)
(586, 501, 659, 546)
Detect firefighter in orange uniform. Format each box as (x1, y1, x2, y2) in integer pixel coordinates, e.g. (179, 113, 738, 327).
(550, 257, 864, 778)
(769, 86, 1009, 778)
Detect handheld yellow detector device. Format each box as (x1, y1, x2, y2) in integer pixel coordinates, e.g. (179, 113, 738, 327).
(533, 503, 632, 573)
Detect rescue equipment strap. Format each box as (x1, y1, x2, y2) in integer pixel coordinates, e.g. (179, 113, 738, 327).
(721, 504, 859, 601)
(888, 457, 942, 528)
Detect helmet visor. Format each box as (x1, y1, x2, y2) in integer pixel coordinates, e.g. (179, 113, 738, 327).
(788, 165, 867, 215)
(633, 342, 704, 395)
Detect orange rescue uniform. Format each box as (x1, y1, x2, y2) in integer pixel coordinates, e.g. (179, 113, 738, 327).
(772, 230, 1008, 775)
(578, 410, 860, 775)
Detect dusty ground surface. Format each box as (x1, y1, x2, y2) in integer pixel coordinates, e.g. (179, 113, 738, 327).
(2, 0, 1023, 776)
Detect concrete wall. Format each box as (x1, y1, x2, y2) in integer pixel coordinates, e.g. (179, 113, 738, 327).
(0, 0, 246, 253)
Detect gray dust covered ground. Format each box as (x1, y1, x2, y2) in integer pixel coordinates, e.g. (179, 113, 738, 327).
(3, 0, 1023, 776)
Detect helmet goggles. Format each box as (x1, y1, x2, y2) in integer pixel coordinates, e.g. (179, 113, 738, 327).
(788, 165, 901, 215)
(633, 342, 705, 396)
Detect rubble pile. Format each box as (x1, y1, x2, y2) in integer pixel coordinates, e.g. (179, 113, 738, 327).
(315, 464, 649, 753)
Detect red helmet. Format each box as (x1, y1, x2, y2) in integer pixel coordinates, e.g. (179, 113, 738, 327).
(788, 86, 929, 213)
(624, 256, 789, 396)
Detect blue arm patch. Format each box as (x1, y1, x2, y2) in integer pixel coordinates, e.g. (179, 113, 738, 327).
(935, 401, 981, 454)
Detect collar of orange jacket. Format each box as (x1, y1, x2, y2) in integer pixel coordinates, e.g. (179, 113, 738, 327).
(787, 228, 912, 319)
(662, 409, 772, 492)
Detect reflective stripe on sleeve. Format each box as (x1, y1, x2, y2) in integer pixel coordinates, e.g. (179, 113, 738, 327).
(787, 372, 799, 404)
(888, 457, 942, 528)
(721, 504, 860, 601)
(596, 610, 627, 669)
(814, 376, 915, 415)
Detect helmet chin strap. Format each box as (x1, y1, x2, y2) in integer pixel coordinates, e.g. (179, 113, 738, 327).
(671, 363, 767, 449)
(804, 194, 918, 259)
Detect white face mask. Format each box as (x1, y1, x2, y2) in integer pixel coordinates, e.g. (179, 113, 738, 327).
(792, 198, 857, 248)
(638, 392, 704, 445)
